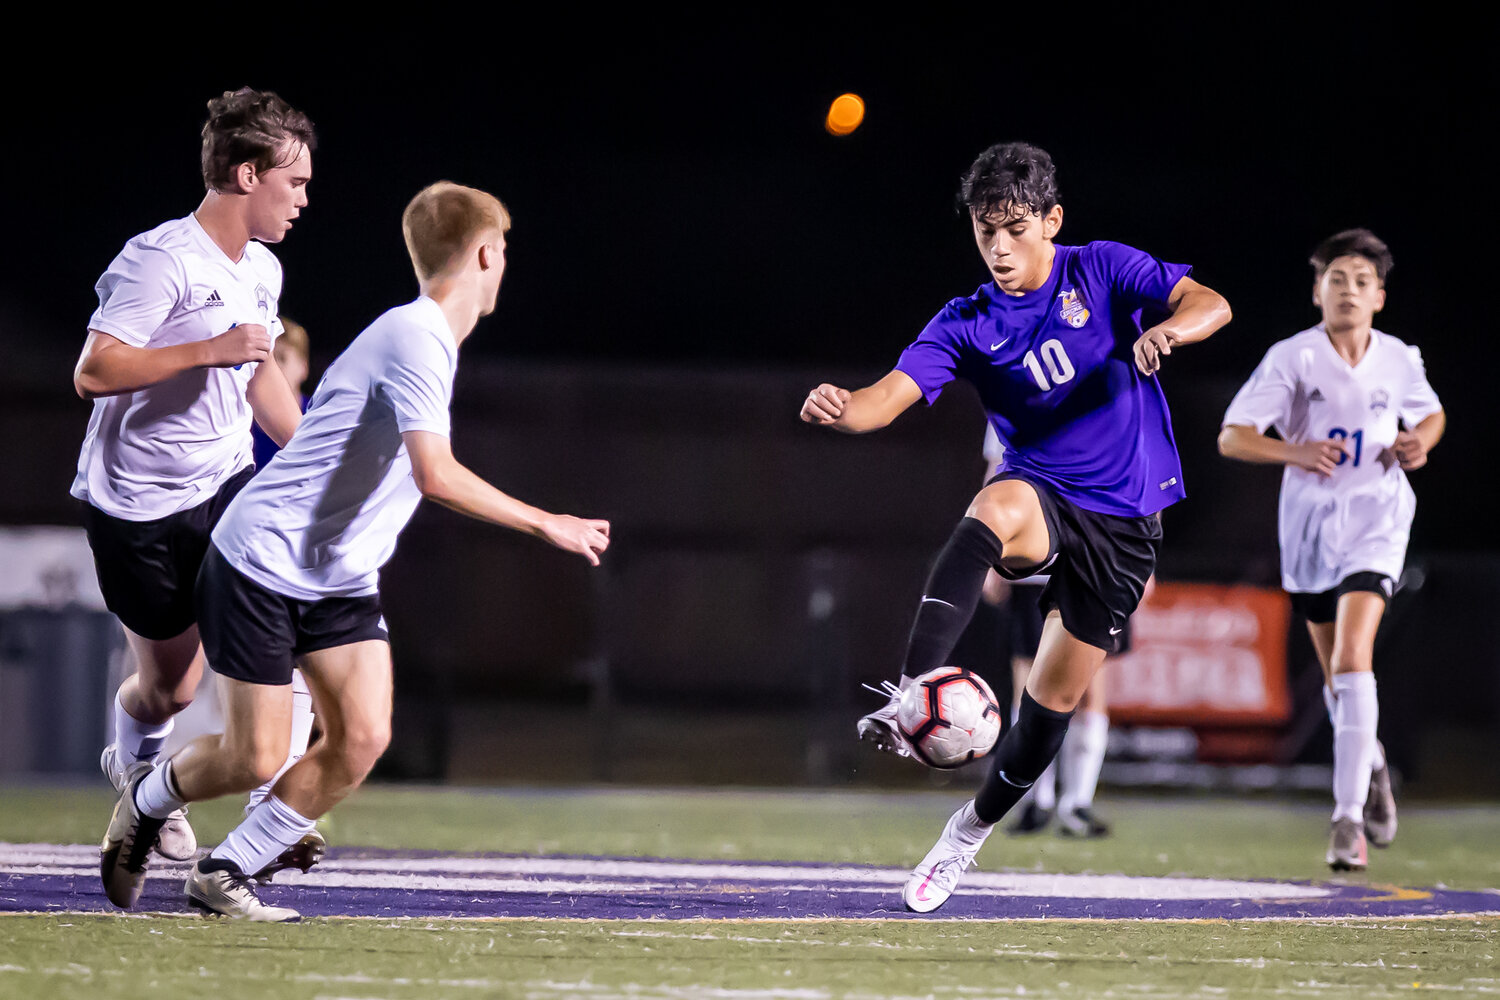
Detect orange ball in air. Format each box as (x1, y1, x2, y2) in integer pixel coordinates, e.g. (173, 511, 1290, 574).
(825, 93, 865, 136)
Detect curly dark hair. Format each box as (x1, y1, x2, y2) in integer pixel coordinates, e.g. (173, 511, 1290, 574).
(1310, 228, 1393, 283)
(201, 87, 316, 192)
(956, 142, 1061, 222)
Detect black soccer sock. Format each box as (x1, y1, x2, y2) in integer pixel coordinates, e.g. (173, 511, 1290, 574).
(974, 690, 1074, 824)
(900, 517, 1006, 680)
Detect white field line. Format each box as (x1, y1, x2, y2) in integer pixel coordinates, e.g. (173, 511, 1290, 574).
(0, 844, 1328, 901)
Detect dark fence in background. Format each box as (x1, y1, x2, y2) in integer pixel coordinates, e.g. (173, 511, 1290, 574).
(3, 351, 1495, 792)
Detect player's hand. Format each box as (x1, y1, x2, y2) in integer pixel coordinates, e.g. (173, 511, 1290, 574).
(1290, 440, 1346, 476)
(207, 324, 272, 367)
(539, 514, 611, 566)
(1133, 325, 1183, 375)
(1391, 429, 1428, 470)
(801, 384, 850, 424)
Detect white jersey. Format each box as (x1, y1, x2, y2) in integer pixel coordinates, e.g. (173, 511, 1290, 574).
(1222, 325, 1442, 594)
(212, 297, 457, 601)
(72, 215, 284, 521)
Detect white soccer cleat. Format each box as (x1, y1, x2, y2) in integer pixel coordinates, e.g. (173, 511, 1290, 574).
(1364, 742, 1397, 848)
(903, 802, 989, 913)
(856, 680, 916, 759)
(1326, 817, 1369, 872)
(186, 858, 301, 922)
(101, 744, 197, 861)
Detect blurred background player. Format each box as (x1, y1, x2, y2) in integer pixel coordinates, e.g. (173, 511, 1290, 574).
(252, 317, 311, 468)
(73, 88, 312, 864)
(1219, 228, 1444, 871)
(801, 142, 1231, 912)
(100, 181, 612, 920)
(975, 427, 1116, 839)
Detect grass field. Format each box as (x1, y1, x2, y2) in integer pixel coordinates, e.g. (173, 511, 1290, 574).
(3, 784, 1498, 999)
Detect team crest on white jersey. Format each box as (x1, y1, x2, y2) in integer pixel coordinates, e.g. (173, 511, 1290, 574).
(255, 284, 272, 316)
(1370, 388, 1390, 414)
(1059, 289, 1090, 328)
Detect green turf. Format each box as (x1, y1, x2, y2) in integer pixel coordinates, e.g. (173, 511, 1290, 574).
(5, 784, 1499, 889)
(3, 784, 1499, 1000)
(3, 913, 1497, 1000)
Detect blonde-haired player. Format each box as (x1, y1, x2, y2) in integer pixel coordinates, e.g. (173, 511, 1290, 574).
(1219, 228, 1444, 870)
(101, 182, 610, 919)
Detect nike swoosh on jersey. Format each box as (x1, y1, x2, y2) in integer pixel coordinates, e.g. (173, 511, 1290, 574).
(920, 596, 957, 609)
(990, 339, 1010, 351)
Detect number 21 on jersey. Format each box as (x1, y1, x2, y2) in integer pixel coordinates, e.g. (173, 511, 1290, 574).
(1022, 339, 1076, 391)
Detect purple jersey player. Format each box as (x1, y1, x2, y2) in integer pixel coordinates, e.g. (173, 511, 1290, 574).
(800, 142, 1231, 913)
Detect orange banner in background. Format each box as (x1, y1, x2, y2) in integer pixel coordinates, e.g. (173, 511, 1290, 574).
(1108, 582, 1291, 727)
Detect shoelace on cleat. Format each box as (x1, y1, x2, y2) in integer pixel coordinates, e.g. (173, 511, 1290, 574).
(860, 679, 903, 702)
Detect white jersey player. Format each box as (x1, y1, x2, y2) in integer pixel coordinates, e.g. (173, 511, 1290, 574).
(100, 181, 611, 921)
(74, 88, 314, 867)
(1220, 228, 1445, 871)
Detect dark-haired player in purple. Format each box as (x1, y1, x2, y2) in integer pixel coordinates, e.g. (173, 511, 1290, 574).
(801, 142, 1231, 912)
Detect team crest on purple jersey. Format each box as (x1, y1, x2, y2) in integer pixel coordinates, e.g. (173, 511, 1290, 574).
(1059, 288, 1090, 328)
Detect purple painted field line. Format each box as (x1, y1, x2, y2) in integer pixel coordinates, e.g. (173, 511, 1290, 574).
(3, 845, 1497, 921)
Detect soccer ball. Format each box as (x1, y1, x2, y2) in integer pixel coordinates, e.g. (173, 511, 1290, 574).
(897, 667, 1002, 769)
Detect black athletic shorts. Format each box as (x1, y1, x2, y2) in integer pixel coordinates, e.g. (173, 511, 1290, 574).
(1289, 571, 1394, 625)
(987, 472, 1161, 654)
(80, 465, 256, 640)
(197, 545, 389, 686)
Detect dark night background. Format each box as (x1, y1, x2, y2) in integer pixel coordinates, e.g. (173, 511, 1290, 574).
(0, 17, 1494, 786)
(4, 20, 1486, 550)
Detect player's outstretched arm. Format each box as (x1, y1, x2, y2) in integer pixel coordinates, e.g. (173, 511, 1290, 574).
(1133, 277, 1233, 375)
(1218, 423, 1345, 477)
(800, 369, 924, 434)
(73, 325, 274, 399)
(403, 430, 610, 565)
(246, 355, 303, 447)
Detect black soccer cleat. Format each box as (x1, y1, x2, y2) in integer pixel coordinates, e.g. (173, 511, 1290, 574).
(1006, 802, 1054, 836)
(253, 829, 327, 884)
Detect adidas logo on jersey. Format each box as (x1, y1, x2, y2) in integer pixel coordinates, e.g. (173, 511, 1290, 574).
(205, 290, 226, 307)
(1307, 388, 1325, 402)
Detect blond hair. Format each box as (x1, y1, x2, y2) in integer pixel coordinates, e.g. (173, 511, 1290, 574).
(275, 317, 309, 359)
(401, 182, 511, 281)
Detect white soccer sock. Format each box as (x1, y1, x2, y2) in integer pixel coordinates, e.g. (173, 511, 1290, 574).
(113, 690, 173, 764)
(1058, 709, 1109, 813)
(133, 759, 187, 820)
(1322, 684, 1336, 725)
(954, 800, 994, 843)
(1032, 759, 1057, 811)
(245, 672, 316, 816)
(1331, 672, 1379, 823)
(212, 795, 318, 876)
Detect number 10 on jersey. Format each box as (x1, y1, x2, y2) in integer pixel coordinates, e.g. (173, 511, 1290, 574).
(1022, 339, 1076, 391)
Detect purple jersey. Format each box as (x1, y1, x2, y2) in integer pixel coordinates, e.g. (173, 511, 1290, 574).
(896, 241, 1191, 518)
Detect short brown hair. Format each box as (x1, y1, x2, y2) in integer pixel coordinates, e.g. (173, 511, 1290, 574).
(201, 87, 316, 192)
(1310, 228, 1393, 283)
(401, 182, 511, 281)
(275, 317, 309, 360)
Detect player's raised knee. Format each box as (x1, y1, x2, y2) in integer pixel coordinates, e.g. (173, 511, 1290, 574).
(967, 485, 1037, 544)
